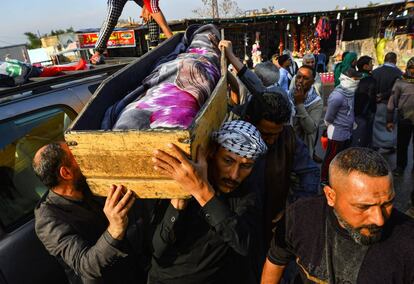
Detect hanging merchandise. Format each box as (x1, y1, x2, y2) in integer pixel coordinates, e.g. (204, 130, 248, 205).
(299, 26, 307, 56)
(312, 37, 321, 54)
(335, 20, 341, 50)
(384, 25, 396, 40)
(315, 17, 332, 39)
(340, 19, 346, 44)
(376, 38, 387, 65)
(251, 32, 262, 67)
(292, 24, 299, 55)
(279, 31, 284, 55)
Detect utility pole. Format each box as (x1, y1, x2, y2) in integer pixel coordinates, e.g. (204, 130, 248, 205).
(211, 0, 219, 18)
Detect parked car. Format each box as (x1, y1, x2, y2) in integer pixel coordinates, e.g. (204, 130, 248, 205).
(0, 60, 131, 283)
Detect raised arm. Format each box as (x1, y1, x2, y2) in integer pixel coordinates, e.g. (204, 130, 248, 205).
(219, 40, 267, 96)
(152, 144, 257, 255)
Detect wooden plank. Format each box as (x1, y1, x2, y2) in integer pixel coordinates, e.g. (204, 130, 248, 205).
(87, 177, 191, 199)
(65, 130, 190, 178)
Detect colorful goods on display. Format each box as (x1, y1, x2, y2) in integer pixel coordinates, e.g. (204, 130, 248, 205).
(315, 17, 332, 39)
(251, 40, 263, 67)
(279, 32, 285, 55)
(320, 72, 335, 84)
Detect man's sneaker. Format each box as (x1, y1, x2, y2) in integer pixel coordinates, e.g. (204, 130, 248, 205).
(392, 167, 404, 176)
(90, 53, 105, 65)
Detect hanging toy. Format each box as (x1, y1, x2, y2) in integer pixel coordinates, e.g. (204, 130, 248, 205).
(279, 32, 284, 55)
(251, 40, 262, 67)
(315, 17, 332, 39)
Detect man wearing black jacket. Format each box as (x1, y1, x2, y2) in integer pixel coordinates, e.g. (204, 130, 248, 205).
(33, 142, 146, 283)
(372, 52, 402, 151)
(352, 55, 377, 147)
(262, 147, 414, 284)
(149, 120, 267, 284)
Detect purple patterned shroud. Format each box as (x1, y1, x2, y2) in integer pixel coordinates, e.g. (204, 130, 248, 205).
(113, 24, 221, 130)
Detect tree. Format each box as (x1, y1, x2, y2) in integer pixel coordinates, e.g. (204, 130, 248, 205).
(24, 32, 42, 49)
(219, 0, 243, 17)
(192, 0, 243, 18)
(50, 27, 75, 36)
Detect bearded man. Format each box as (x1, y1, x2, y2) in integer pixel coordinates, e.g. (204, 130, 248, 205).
(261, 147, 414, 284)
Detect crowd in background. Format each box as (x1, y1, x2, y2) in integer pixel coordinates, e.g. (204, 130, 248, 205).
(31, 32, 414, 284)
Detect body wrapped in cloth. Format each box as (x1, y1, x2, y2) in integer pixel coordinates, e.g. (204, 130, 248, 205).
(102, 24, 221, 130)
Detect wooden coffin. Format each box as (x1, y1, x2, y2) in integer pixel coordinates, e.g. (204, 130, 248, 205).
(65, 33, 228, 198)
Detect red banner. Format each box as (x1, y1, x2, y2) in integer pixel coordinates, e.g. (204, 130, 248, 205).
(77, 30, 136, 49)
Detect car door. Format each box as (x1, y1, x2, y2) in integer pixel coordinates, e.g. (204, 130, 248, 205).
(0, 106, 78, 284)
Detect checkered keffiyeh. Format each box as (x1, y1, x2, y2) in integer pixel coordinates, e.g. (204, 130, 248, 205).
(212, 120, 268, 160)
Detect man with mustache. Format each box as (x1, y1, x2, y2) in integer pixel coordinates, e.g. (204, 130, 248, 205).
(261, 147, 414, 284)
(219, 39, 320, 251)
(148, 120, 267, 284)
(33, 142, 145, 283)
(288, 65, 323, 161)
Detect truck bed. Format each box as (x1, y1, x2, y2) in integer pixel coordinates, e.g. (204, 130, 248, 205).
(0, 57, 137, 97)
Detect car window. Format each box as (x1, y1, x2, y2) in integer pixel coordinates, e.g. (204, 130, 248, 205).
(0, 107, 75, 231)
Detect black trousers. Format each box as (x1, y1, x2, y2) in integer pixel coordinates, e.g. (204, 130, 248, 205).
(396, 120, 414, 169)
(96, 0, 159, 52)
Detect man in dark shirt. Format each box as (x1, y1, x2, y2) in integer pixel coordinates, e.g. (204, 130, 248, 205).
(149, 120, 268, 284)
(372, 52, 403, 151)
(261, 147, 414, 284)
(352, 55, 377, 147)
(33, 142, 144, 283)
(219, 39, 320, 247)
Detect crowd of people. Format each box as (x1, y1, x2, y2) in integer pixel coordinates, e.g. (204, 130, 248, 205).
(32, 33, 414, 284)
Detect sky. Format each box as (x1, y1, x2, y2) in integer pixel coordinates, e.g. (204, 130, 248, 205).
(0, 0, 402, 47)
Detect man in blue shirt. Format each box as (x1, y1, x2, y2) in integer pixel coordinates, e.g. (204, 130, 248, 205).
(278, 54, 292, 93)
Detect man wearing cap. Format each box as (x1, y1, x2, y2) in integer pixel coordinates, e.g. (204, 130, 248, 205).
(148, 120, 268, 284)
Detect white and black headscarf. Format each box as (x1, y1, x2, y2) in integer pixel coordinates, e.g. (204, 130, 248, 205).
(212, 120, 267, 160)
